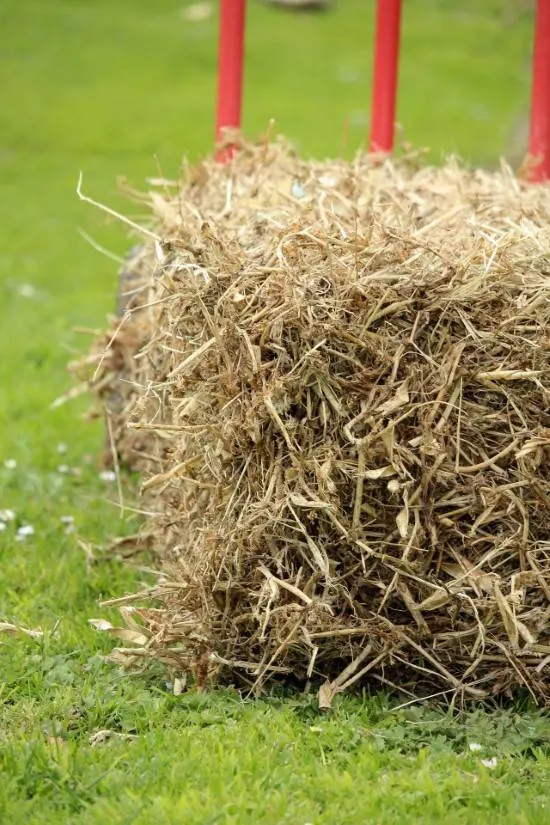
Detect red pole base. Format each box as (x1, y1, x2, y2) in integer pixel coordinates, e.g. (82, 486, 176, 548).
(369, 0, 402, 153)
(527, 0, 550, 181)
(215, 0, 247, 162)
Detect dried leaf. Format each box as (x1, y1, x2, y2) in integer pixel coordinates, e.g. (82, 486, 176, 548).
(396, 507, 409, 539)
(318, 681, 335, 712)
(493, 584, 519, 647)
(364, 465, 395, 480)
(376, 381, 409, 416)
(0, 622, 43, 639)
(418, 589, 454, 611)
(89, 729, 138, 747)
(88, 619, 148, 646)
(173, 676, 187, 696)
(289, 493, 331, 510)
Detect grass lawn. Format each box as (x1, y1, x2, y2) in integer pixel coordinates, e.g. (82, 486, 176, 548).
(1, 0, 549, 822)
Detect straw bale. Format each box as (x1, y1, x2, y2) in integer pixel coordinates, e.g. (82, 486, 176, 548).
(89, 138, 550, 705)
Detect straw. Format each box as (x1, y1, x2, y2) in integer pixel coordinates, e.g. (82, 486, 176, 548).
(82, 138, 550, 706)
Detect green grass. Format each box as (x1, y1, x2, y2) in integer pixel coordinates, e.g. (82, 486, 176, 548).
(1, 0, 548, 822)
(2, 658, 550, 824)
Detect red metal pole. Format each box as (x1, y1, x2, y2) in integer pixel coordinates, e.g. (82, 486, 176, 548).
(369, 0, 402, 153)
(215, 0, 247, 161)
(528, 0, 550, 181)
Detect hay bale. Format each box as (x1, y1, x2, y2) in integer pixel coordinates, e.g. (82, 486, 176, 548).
(92, 139, 550, 704)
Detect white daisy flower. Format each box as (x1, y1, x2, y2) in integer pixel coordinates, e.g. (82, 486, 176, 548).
(60, 515, 75, 534)
(15, 525, 34, 541)
(18, 283, 37, 298)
